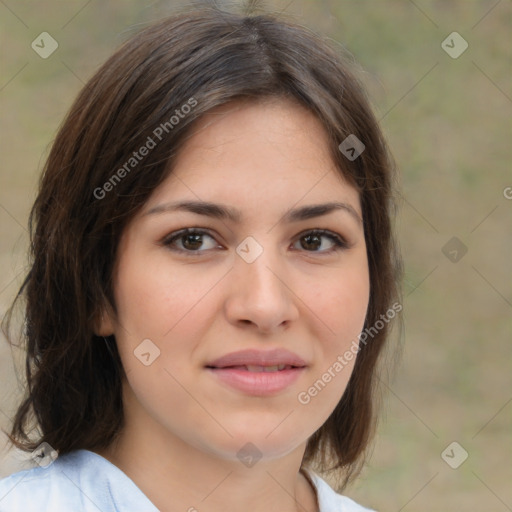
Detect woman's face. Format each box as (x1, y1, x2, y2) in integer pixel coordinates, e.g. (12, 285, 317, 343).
(100, 98, 370, 462)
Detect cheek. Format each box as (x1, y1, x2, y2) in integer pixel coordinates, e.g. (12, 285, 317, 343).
(113, 253, 215, 339)
(111, 254, 227, 390)
(296, 270, 369, 416)
(309, 262, 370, 344)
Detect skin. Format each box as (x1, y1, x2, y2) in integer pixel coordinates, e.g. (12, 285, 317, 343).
(95, 97, 370, 512)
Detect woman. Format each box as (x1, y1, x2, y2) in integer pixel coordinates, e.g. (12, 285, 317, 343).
(0, 4, 402, 511)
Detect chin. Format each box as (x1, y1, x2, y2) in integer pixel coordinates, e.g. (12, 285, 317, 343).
(202, 422, 310, 463)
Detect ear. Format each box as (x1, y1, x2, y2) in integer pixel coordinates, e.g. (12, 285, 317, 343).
(93, 305, 115, 337)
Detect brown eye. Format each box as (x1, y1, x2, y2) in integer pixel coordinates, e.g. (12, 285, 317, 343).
(293, 230, 348, 254)
(163, 229, 219, 253)
(180, 233, 204, 251)
(162, 228, 349, 256)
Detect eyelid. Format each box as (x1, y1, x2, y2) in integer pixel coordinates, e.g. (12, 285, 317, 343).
(161, 226, 352, 255)
(294, 228, 351, 251)
(161, 228, 222, 254)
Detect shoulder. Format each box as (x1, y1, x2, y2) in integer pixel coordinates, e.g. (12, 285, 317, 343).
(303, 468, 377, 512)
(0, 449, 158, 512)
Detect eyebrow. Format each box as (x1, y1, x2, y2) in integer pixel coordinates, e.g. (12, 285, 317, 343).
(145, 200, 362, 225)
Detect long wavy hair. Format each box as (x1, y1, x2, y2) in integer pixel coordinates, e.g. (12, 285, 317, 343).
(2, 2, 402, 490)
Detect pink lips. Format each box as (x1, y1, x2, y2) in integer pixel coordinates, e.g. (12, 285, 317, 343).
(207, 348, 307, 368)
(205, 349, 307, 396)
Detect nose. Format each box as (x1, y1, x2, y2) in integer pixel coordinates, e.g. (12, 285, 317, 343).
(224, 242, 299, 335)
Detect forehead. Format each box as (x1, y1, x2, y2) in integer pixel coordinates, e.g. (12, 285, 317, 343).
(174, 97, 334, 172)
(143, 98, 361, 219)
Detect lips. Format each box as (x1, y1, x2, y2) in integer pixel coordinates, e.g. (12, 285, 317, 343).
(205, 348, 308, 370)
(205, 349, 308, 395)
(226, 364, 292, 372)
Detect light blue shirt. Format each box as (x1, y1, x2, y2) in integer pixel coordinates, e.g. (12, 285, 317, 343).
(0, 449, 375, 511)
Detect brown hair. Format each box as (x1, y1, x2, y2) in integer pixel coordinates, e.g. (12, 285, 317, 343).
(2, 2, 402, 490)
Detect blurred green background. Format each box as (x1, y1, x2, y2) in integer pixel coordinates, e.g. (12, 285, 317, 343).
(0, 1, 510, 510)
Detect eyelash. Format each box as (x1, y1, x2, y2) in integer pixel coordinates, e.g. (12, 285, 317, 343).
(161, 228, 349, 256)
